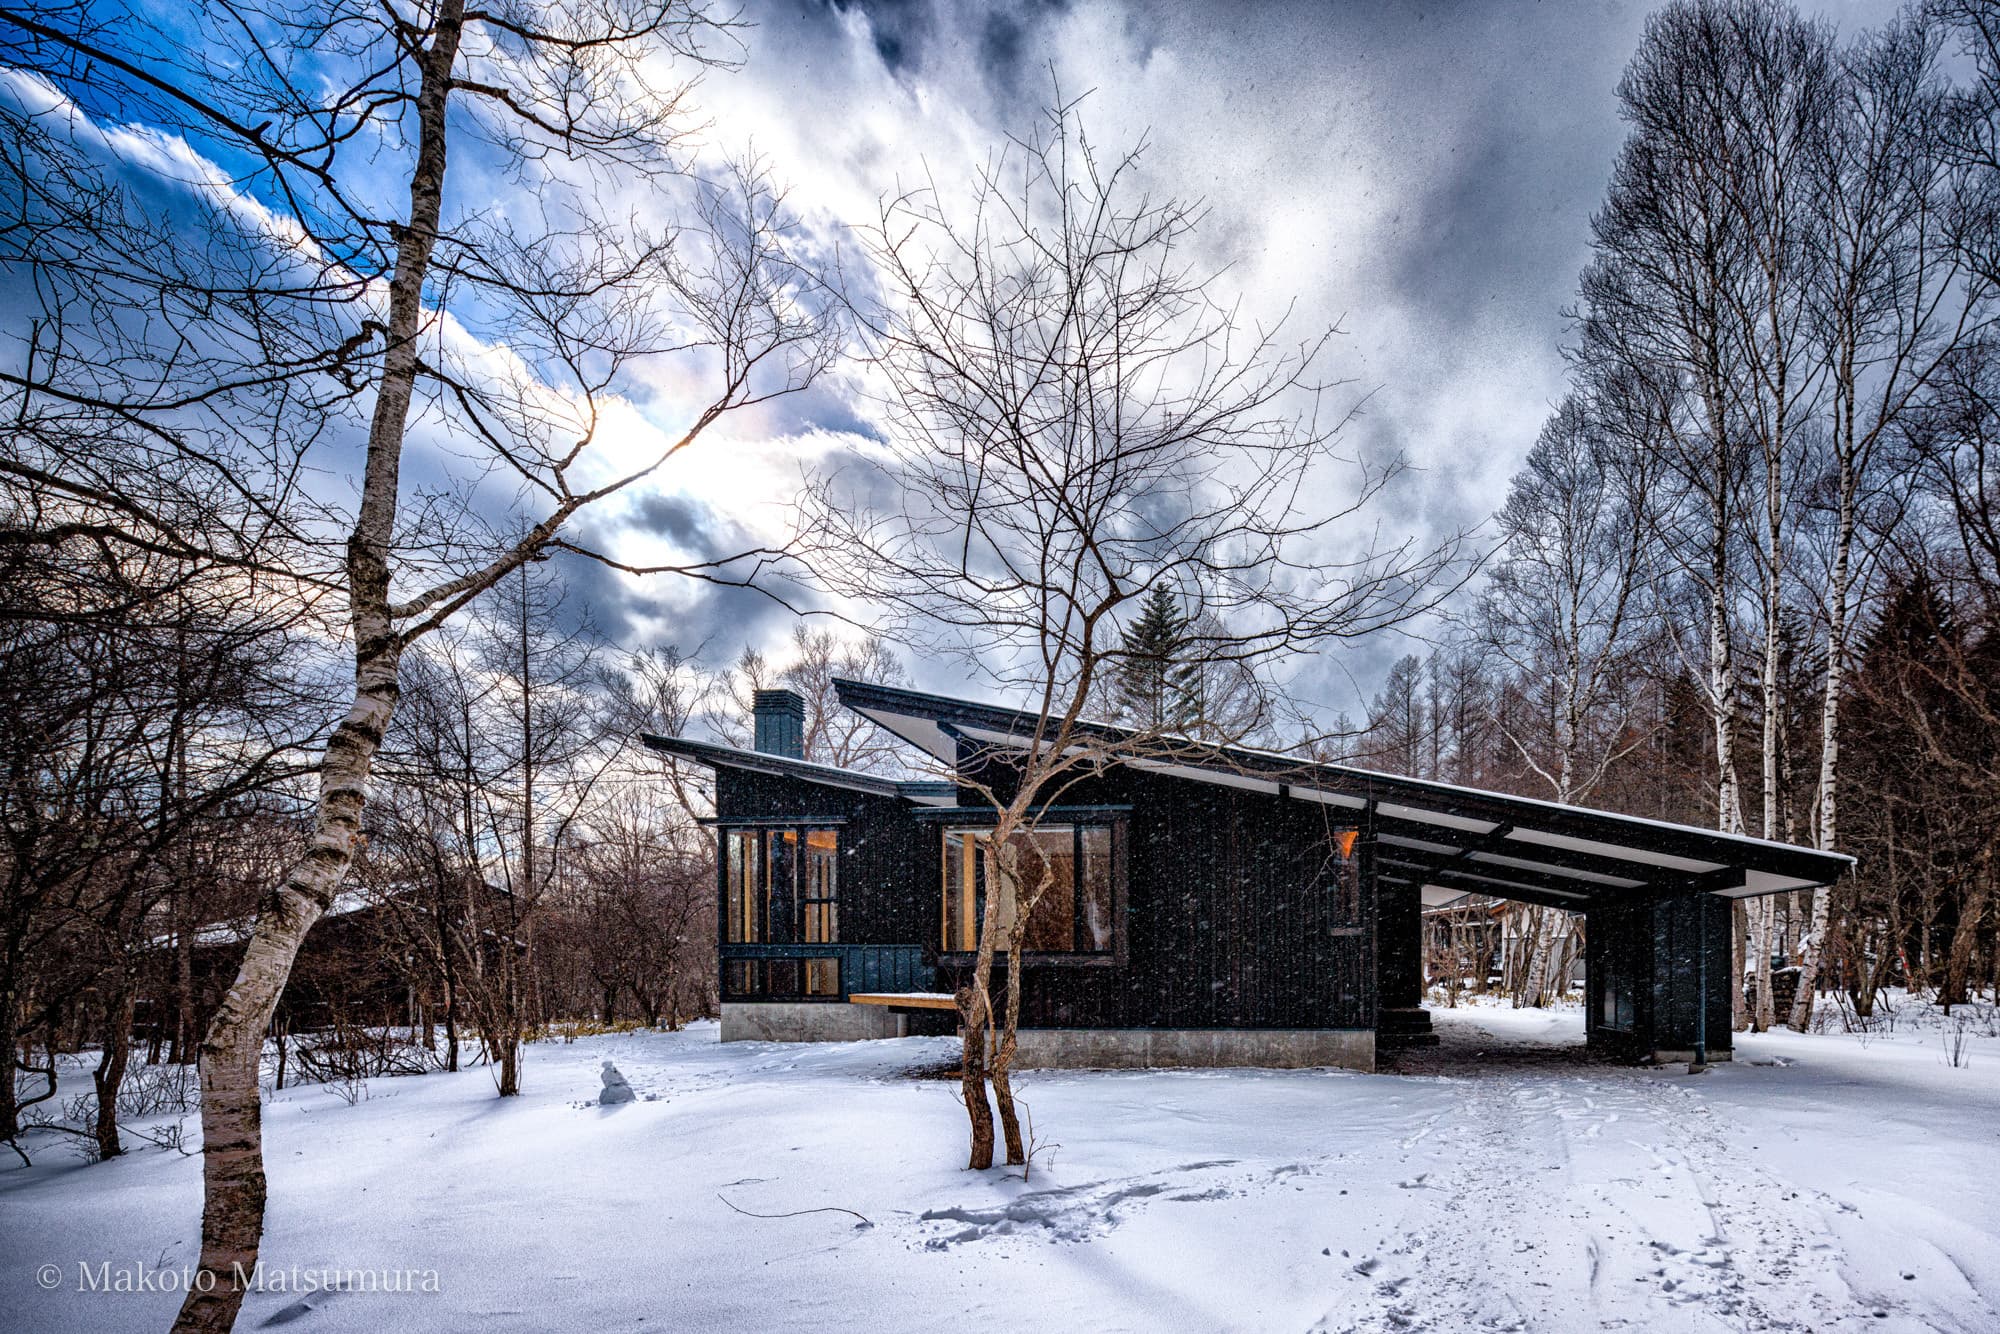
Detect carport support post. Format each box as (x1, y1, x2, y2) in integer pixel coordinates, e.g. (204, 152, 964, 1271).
(1691, 899, 1709, 1075)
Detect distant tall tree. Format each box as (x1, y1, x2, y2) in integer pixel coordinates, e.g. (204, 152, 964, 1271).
(1365, 655, 1430, 779)
(1479, 386, 1659, 1006)
(1115, 585, 1197, 731)
(468, 558, 612, 1095)
(1782, 8, 1982, 1029)
(1582, 0, 1843, 1030)
(1425, 646, 1492, 787)
(1482, 390, 1658, 806)
(1580, 0, 1759, 855)
(1839, 572, 1998, 1009)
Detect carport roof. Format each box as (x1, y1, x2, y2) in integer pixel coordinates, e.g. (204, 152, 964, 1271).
(831, 679, 1854, 912)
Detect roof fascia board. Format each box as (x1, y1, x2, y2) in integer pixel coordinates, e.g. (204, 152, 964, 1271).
(638, 733, 906, 800)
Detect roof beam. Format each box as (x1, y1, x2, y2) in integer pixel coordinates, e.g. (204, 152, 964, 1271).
(1374, 852, 1602, 902)
(1672, 866, 1749, 897)
(1379, 872, 1585, 914)
(1379, 822, 1517, 884)
(1370, 814, 1668, 883)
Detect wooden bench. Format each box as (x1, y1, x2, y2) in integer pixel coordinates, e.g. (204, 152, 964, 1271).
(848, 991, 959, 1011)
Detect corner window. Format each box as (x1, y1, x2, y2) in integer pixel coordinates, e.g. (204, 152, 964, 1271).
(941, 824, 1116, 955)
(723, 827, 839, 946)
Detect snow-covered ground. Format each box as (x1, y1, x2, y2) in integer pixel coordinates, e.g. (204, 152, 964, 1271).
(3, 1002, 1997, 1333)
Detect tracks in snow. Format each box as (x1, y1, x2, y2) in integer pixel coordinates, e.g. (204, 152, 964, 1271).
(1313, 1066, 1900, 1333)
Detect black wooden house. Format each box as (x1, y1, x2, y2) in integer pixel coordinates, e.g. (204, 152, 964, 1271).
(643, 681, 1851, 1069)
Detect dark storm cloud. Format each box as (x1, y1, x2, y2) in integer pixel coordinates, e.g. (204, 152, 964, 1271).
(630, 493, 723, 551)
(823, 0, 1076, 98)
(551, 490, 816, 654)
(825, 0, 936, 73)
(543, 540, 802, 663)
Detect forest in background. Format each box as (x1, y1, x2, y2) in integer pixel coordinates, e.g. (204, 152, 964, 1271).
(1344, 0, 2000, 1036)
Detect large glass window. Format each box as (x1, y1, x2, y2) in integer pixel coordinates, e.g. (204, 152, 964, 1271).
(766, 830, 799, 944)
(803, 830, 838, 944)
(803, 830, 839, 996)
(726, 830, 760, 943)
(941, 824, 1116, 955)
(723, 827, 838, 948)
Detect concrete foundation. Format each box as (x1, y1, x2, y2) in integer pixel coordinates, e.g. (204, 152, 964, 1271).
(720, 1001, 907, 1043)
(1650, 1049, 1734, 1064)
(1008, 1027, 1375, 1072)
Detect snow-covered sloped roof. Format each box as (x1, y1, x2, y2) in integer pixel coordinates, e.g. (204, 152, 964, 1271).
(827, 679, 1854, 910)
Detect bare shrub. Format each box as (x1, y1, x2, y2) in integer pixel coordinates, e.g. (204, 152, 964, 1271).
(117, 1062, 199, 1119)
(1942, 1018, 1973, 1069)
(288, 1022, 434, 1094)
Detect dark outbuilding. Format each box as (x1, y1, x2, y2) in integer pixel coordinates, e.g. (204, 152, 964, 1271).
(643, 680, 1852, 1070)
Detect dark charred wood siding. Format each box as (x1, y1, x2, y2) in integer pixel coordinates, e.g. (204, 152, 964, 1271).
(712, 768, 930, 948)
(1585, 893, 1733, 1059)
(932, 756, 1371, 1031)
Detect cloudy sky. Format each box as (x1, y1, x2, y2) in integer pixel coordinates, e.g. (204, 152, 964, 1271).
(2, 0, 1908, 724)
(548, 0, 1907, 723)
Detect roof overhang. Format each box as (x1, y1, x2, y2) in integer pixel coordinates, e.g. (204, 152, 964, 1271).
(831, 678, 1854, 909)
(638, 732, 957, 806)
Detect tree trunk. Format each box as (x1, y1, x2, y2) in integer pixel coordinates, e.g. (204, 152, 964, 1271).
(955, 986, 995, 1170)
(92, 977, 136, 1161)
(0, 916, 27, 1145)
(1520, 908, 1561, 1009)
(1941, 857, 1990, 1010)
(1748, 897, 1775, 1032)
(991, 939, 1026, 1166)
(1753, 451, 1783, 1034)
(172, 643, 403, 1332)
(1793, 448, 1854, 1029)
(172, 3, 461, 1321)
(496, 1033, 520, 1097)
(174, 904, 197, 1065)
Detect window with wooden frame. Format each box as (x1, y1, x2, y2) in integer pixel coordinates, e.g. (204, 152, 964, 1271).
(802, 830, 839, 995)
(941, 824, 1117, 956)
(725, 830, 761, 943)
(722, 827, 840, 945)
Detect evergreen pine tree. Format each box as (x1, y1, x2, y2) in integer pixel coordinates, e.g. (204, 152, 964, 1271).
(1115, 585, 1198, 730)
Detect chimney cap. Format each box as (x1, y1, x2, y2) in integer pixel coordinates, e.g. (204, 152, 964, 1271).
(751, 688, 806, 717)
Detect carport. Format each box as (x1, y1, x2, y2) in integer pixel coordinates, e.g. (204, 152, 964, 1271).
(1344, 777, 1855, 1064)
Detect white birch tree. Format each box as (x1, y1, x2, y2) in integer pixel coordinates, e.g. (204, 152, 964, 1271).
(2, 2, 834, 1326)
